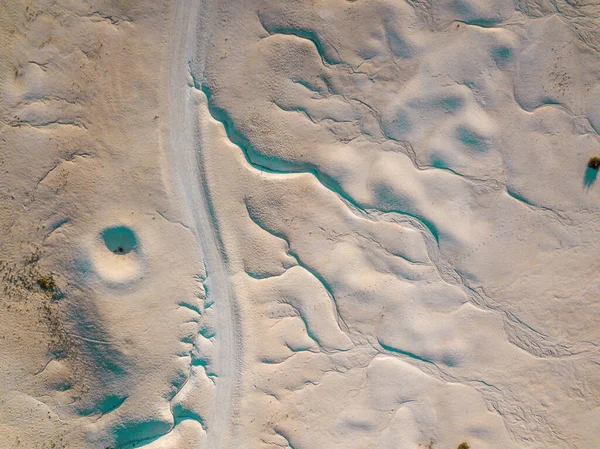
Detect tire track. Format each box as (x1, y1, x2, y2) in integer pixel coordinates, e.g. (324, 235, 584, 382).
(168, 2, 240, 448)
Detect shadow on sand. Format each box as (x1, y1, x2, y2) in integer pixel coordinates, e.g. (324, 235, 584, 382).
(584, 167, 597, 189)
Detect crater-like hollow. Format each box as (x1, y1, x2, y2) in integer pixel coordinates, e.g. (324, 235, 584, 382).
(102, 226, 138, 255)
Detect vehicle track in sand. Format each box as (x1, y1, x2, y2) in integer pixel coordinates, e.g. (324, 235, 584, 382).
(168, 2, 241, 448)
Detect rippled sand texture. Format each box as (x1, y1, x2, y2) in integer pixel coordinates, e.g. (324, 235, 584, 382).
(2, 0, 600, 448)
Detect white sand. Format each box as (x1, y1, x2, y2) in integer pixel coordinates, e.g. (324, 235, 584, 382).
(1, 0, 599, 448)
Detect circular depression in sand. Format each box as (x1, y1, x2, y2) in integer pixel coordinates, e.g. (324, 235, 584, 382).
(93, 225, 144, 286)
(102, 226, 138, 255)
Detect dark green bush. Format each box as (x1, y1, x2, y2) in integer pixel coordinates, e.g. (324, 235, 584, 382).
(588, 156, 600, 170)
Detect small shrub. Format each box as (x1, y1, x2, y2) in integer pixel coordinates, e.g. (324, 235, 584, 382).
(588, 156, 600, 170)
(37, 275, 56, 292)
(457, 443, 470, 449)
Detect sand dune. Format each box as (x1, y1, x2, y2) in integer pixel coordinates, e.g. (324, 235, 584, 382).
(1, 0, 599, 448)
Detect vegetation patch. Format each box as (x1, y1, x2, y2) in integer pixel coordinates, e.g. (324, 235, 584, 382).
(588, 156, 600, 170)
(1, 251, 71, 357)
(37, 274, 57, 294)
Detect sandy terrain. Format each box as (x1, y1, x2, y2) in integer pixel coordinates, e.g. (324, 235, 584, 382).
(1, 0, 599, 448)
